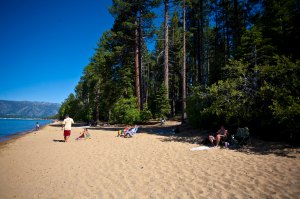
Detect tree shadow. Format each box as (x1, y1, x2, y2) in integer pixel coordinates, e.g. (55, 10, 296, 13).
(50, 123, 86, 128)
(90, 122, 180, 134)
(231, 139, 299, 158)
(150, 124, 299, 158)
(59, 122, 299, 158)
(157, 131, 207, 145)
(89, 127, 127, 132)
(148, 124, 210, 145)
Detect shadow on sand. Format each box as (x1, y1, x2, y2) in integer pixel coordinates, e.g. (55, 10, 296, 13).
(50, 123, 86, 128)
(53, 139, 65, 143)
(140, 124, 299, 159)
(231, 140, 299, 158)
(51, 121, 299, 158)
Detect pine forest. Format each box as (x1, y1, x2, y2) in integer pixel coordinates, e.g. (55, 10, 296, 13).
(59, 0, 300, 142)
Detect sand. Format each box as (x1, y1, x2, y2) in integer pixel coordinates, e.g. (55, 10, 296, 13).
(0, 123, 299, 199)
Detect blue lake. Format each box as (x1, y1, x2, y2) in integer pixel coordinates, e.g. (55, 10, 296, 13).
(0, 119, 53, 142)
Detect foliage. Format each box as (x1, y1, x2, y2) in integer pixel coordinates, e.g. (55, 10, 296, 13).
(59, 94, 81, 121)
(186, 86, 217, 128)
(57, 0, 299, 142)
(187, 60, 256, 128)
(258, 56, 300, 136)
(153, 84, 171, 118)
(140, 104, 153, 122)
(110, 96, 141, 124)
(187, 56, 300, 140)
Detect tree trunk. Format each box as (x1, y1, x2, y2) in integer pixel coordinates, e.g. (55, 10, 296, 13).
(196, 15, 201, 84)
(135, 17, 141, 110)
(224, 0, 230, 62)
(199, 0, 205, 85)
(95, 80, 100, 123)
(233, 0, 240, 56)
(182, 0, 187, 123)
(171, 26, 175, 117)
(138, 8, 143, 110)
(164, 0, 169, 98)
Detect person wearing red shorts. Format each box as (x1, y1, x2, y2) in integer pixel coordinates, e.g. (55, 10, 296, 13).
(62, 114, 74, 142)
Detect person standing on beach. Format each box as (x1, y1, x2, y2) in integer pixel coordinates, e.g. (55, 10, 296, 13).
(62, 115, 74, 142)
(35, 122, 39, 131)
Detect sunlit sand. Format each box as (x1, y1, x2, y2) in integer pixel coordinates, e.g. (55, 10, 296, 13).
(0, 123, 299, 198)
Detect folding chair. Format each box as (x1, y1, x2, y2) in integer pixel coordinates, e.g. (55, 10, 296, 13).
(125, 126, 139, 138)
(232, 127, 251, 147)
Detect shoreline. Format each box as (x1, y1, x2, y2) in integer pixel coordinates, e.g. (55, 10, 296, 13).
(0, 124, 51, 152)
(0, 121, 53, 143)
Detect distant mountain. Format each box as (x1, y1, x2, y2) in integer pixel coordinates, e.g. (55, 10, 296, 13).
(0, 100, 60, 118)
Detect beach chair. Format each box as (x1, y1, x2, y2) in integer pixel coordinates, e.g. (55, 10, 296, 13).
(117, 127, 129, 137)
(85, 133, 91, 139)
(124, 126, 139, 138)
(117, 130, 123, 137)
(232, 127, 251, 147)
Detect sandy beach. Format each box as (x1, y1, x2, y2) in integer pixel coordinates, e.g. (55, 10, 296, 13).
(0, 123, 299, 199)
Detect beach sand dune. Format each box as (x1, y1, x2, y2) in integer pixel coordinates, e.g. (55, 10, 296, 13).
(0, 124, 299, 199)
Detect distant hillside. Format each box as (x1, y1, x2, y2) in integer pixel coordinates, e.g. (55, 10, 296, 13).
(0, 100, 60, 118)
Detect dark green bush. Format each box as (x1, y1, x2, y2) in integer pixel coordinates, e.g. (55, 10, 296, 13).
(110, 96, 141, 124)
(154, 84, 171, 118)
(140, 108, 152, 122)
(187, 56, 300, 141)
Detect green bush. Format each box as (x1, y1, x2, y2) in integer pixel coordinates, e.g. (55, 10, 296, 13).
(110, 96, 141, 124)
(258, 56, 300, 138)
(187, 60, 255, 128)
(187, 86, 218, 128)
(123, 108, 141, 124)
(187, 56, 300, 141)
(154, 84, 171, 118)
(140, 108, 152, 122)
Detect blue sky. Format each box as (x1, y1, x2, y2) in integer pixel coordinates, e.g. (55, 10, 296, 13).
(0, 0, 114, 104)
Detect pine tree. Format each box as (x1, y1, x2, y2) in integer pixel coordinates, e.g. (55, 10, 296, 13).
(164, 0, 169, 98)
(182, 0, 187, 123)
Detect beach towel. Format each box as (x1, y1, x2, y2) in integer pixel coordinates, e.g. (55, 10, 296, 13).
(190, 146, 211, 151)
(77, 126, 90, 129)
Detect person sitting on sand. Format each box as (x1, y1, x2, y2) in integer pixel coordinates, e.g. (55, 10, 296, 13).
(76, 128, 90, 140)
(208, 125, 228, 147)
(117, 126, 130, 137)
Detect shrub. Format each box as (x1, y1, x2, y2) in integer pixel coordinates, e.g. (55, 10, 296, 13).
(110, 96, 141, 124)
(154, 84, 171, 118)
(140, 109, 152, 122)
(187, 56, 300, 142)
(258, 56, 300, 139)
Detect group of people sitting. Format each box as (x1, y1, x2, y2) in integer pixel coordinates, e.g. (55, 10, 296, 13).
(117, 125, 139, 138)
(74, 125, 139, 141)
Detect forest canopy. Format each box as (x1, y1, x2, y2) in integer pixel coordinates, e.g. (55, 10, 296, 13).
(59, 0, 300, 141)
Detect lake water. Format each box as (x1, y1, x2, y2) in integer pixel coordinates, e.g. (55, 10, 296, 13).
(0, 118, 53, 142)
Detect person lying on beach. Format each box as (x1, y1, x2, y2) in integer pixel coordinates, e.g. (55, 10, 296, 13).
(117, 126, 131, 137)
(75, 128, 91, 140)
(208, 125, 228, 147)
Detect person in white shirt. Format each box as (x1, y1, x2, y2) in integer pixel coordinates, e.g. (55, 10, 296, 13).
(62, 115, 74, 142)
(35, 122, 40, 131)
